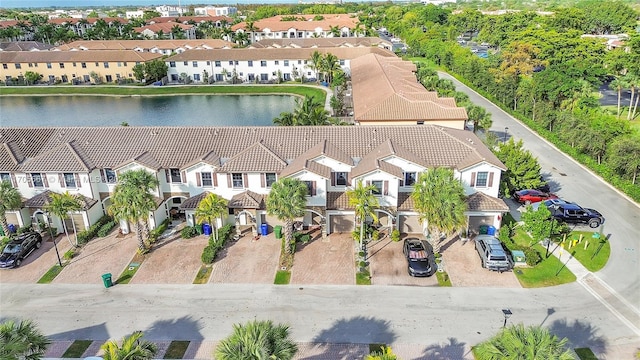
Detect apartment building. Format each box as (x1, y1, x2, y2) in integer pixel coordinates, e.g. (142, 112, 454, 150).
(231, 14, 362, 42)
(54, 39, 234, 55)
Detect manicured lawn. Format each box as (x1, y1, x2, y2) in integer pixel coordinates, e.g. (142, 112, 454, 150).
(62, 340, 92, 358)
(274, 270, 291, 285)
(436, 271, 452, 287)
(356, 270, 371, 285)
(164, 340, 190, 359)
(37, 264, 64, 284)
(574, 347, 599, 360)
(561, 231, 610, 272)
(193, 265, 213, 284)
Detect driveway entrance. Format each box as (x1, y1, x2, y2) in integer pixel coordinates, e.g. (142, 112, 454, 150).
(209, 233, 281, 284)
(290, 233, 355, 285)
(368, 238, 438, 286)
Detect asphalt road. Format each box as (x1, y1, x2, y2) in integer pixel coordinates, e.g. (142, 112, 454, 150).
(438, 72, 640, 309)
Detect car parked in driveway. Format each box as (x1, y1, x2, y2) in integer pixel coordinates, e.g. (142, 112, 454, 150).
(528, 198, 568, 212)
(513, 189, 558, 205)
(402, 238, 437, 277)
(0, 232, 43, 268)
(474, 235, 513, 272)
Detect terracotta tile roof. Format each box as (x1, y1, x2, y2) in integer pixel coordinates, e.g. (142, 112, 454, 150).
(232, 14, 359, 32)
(55, 39, 234, 51)
(0, 41, 55, 51)
(23, 190, 98, 210)
(327, 191, 351, 210)
(134, 22, 193, 34)
(0, 50, 163, 63)
(148, 16, 232, 24)
(280, 159, 332, 179)
(466, 192, 509, 212)
(229, 190, 264, 209)
(302, 140, 353, 166)
(115, 151, 162, 171)
(351, 53, 468, 123)
(20, 141, 94, 172)
(0, 142, 23, 172)
(0, 126, 505, 174)
(180, 150, 220, 171)
(179, 191, 210, 210)
(165, 46, 394, 62)
(351, 158, 403, 179)
(250, 37, 392, 49)
(47, 17, 124, 25)
(397, 192, 415, 210)
(221, 141, 287, 172)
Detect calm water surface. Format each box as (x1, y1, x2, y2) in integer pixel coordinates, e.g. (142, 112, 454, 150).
(0, 95, 296, 127)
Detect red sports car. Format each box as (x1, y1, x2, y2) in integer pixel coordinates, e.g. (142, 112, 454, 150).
(513, 189, 558, 205)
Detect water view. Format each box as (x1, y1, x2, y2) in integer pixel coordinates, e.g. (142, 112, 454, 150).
(0, 95, 297, 127)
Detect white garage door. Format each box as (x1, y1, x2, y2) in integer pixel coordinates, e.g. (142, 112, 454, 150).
(330, 214, 353, 234)
(399, 215, 422, 234)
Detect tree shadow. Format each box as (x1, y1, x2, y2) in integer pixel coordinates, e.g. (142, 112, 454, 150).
(301, 316, 397, 359)
(144, 315, 204, 341)
(48, 322, 110, 340)
(548, 318, 608, 356)
(419, 337, 467, 360)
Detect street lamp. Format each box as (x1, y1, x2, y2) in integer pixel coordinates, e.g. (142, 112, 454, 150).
(503, 127, 509, 144)
(502, 308, 513, 328)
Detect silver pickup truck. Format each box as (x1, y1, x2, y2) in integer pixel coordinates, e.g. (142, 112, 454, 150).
(475, 235, 513, 272)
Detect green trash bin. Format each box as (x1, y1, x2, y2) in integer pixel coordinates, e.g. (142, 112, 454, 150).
(479, 225, 489, 235)
(101, 273, 113, 288)
(274, 225, 283, 239)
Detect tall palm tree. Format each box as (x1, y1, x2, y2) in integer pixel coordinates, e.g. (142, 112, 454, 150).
(215, 320, 298, 360)
(0, 180, 22, 237)
(474, 324, 574, 360)
(0, 319, 51, 360)
(411, 168, 467, 253)
(244, 21, 258, 43)
(195, 192, 228, 242)
(624, 73, 639, 120)
(347, 180, 379, 251)
(321, 53, 340, 85)
(108, 170, 159, 252)
(609, 77, 626, 119)
(266, 178, 307, 255)
(466, 105, 493, 134)
(100, 331, 158, 360)
(46, 192, 82, 247)
(273, 111, 296, 126)
(309, 51, 323, 82)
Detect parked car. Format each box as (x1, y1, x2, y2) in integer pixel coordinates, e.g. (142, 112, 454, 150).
(0, 232, 43, 269)
(513, 189, 558, 205)
(549, 202, 605, 228)
(529, 198, 568, 212)
(402, 238, 437, 277)
(474, 235, 513, 272)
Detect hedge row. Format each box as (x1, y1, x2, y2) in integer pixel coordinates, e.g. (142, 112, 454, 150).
(201, 224, 234, 264)
(76, 215, 113, 245)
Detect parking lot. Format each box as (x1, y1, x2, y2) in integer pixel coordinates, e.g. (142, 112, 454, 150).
(368, 238, 439, 286)
(290, 232, 355, 285)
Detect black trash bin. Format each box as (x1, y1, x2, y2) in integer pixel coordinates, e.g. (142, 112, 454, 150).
(101, 273, 113, 288)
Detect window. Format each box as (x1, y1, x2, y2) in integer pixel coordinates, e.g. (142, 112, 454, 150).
(0, 173, 11, 184)
(232, 173, 243, 188)
(31, 173, 44, 188)
(193, 73, 200, 81)
(59, 63, 65, 69)
(215, 61, 221, 67)
(183, 61, 188, 66)
(475, 172, 488, 187)
(169, 168, 182, 183)
(83, 75, 90, 82)
(260, 60, 267, 67)
(81, 62, 87, 68)
(248, 74, 255, 81)
(215, 74, 223, 81)
(297, 60, 302, 65)
(274, 60, 279, 65)
(234, 60, 239, 65)
(103, 62, 109, 68)
(46, 63, 51, 69)
(228, 61, 234, 66)
(201, 172, 213, 187)
(105, 75, 112, 82)
(206, 61, 211, 65)
(63, 173, 76, 187)
(284, 60, 289, 66)
(417, 121, 424, 125)
(2, 64, 7, 69)
(192, 61, 198, 67)
(123, 62, 127, 66)
(403, 172, 416, 186)
(28, 63, 33, 67)
(72, 62, 76, 67)
(335, 172, 347, 186)
(103, 168, 117, 183)
(117, 62, 122, 67)
(304, 181, 314, 196)
(265, 173, 276, 187)
(260, 73, 268, 81)
(169, 61, 176, 67)
(95, 62, 99, 67)
(248, 60, 253, 67)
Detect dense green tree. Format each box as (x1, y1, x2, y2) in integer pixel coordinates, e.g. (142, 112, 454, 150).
(46, 192, 82, 247)
(215, 320, 298, 360)
(494, 139, 543, 196)
(144, 60, 168, 82)
(132, 64, 145, 82)
(521, 203, 560, 244)
(100, 331, 157, 360)
(466, 104, 493, 134)
(577, 0, 638, 35)
(347, 180, 379, 251)
(411, 168, 466, 252)
(607, 135, 640, 184)
(474, 324, 574, 360)
(266, 178, 307, 255)
(0, 180, 22, 237)
(0, 319, 50, 360)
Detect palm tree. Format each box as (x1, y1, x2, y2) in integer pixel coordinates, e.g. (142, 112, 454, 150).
(215, 320, 298, 360)
(244, 21, 258, 44)
(273, 111, 296, 126)
(411, 168, 467, 253)
(624, 73, 639, 121)
(0, 180, 22, 237)
(347, 180, 379, 251)
(466, 105, 493, 134)
(309, 50, 323, 82)
(100, 331, 158, 360)
(609, 77, 626, 119)
(46, 192, 82, 247)
(0, 319, 51, 360)
(266, 178, 307, 255)
(474, 324, 574, 360)
(108, 170, 159, 252)
(195, 192, 228, 242)
(321, 53, 340, 85)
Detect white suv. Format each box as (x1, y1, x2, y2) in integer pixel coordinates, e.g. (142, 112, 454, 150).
(475, 235, 513, 272)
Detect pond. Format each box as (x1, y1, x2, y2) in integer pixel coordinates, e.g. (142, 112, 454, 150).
(0, 94, 297, 127)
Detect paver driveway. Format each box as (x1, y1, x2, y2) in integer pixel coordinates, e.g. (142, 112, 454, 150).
(209, 233, 281, 284)
(290, 232, 355, 285)
(0, 234, 72, 283)
(368, 238, 438, 286)
(441, 238, 521, 288)
(53, 231, 138, 284)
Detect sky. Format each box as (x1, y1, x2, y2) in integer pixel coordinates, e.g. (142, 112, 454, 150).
(0, 0, 306, 9)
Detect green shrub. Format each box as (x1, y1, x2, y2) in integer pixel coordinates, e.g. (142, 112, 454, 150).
(391, 229, 401, 242)
(515, 246, 543, 266)
(201, 245, 216, 264)
(298, 233, 311, 244)
(148, 218, 170, 243)
(63, 248, 76, 260)
(76, 230, 91, 245)
(97, 221, 116, 237)
(200, 224, 234, 264)
(77, 215, 113, 244)
(181, 226, 199, 239)
(0, 236, 10, 252)
(372, 230, 380, 241)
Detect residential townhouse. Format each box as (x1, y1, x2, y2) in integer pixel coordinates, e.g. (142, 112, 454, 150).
(0, 126, 508, 239)
(163, 46, 395, 83)
(133, 23, 196, 40)
(249, 37, 393, 51)
(193, 7, 237, 17)
(231, 14, 362, 42)
(0, 50, 163, 84)
(54, 39, 235, 55)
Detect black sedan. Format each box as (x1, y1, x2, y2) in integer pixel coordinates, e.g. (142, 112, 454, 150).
(0, 232, 42, 268)
(402, 238, 437, 277)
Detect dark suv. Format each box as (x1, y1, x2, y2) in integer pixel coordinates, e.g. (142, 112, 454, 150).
(549, 202, 604, 228)
(0, 232, 43, 268)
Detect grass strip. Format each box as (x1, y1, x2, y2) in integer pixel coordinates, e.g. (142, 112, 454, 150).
(193, 265, 213, 284)
(163, 340, 190, 359)
(574, 347, 598, 360)
(514, 244, 576, 288)
(368, 343, 387, 353)
(562, 231, 610, 272)
(436, 271, 452, 287)
(61, 340, 93, 358)
(356, 270, 371, 285)
(37, 264, 63, 284)
(274, 270, 291, 285)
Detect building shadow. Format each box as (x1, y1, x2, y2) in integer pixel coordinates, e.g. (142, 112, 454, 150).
(144, 315, 204, 341)
(418, 337, 467, 360)
(300, 316, 397, 359)
(549, 318, 608, 356)
(47, 322, 110, 340)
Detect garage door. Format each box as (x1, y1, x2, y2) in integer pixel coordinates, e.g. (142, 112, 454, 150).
(468, 216, 493, 234)
(5, 212, 19, 228)
(399, 215, 422, 234)
(330, 214, 353, 234)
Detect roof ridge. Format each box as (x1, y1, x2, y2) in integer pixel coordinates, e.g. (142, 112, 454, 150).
(66, 141, 91, 172)
(2, 142, 19, 165)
